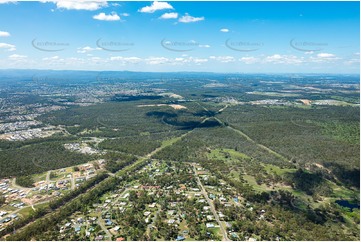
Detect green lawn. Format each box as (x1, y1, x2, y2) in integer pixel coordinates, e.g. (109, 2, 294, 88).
(207, 148, 251, 162)
(263, 164, 296, 176)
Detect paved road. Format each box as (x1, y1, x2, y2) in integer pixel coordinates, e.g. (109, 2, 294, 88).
(71, 174, 75, 190)
(11, 178, 31, 192)
(192, 164, 229, 241)
(97, 213, 112, 239)
(96, 189, 131, 239)
(46, 171, 51, 183)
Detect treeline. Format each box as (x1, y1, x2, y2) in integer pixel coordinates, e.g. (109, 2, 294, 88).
(15, 176, 35, 188)
(0, 135, 77, 150)
(0, 141, 91, 179)
(103, 152, 137, 173)
(98, 135, 162, 156)
(38, 102, 182, 138)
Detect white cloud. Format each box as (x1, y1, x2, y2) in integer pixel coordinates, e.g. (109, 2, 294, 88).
(41, 55, 66, 65)
(65, 57, 85, 65)
(264, 54, 304, 64)
(239, 56, 259, 64)
(0, 43, 16, 51)
(110, 56, 142, 64)
(139, 1, 173, 13)
(108, 56, 209, 66)
(220, 28, 229, 33)
(0, 1, 17, 4)
(191, 57, 208, 64)
(89, 56, 104, 62)
(172, 57, 208, 65)
(316, 53, 335, 58)
(0, 31, 10, 37)
(265, 54, 282, 62)
(209, 56, 235, 63)
(121, 13, 129, 17)
(8, 54, 27, 60)
(344, 58, 360, 65)
(44, 1, 108, 11)
(179, 13, 204, 23)
(159, 12, 178, 19)
(146, 57, 169, 65)
(199, 44, 210, 48)
(77, 46, 101, 53)
(310, 53, 340, 63)
(93, 12, 120, 21)
(42, 55, 60, 61)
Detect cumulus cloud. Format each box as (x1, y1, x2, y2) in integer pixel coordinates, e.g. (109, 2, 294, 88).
(41, 55, 66, 65)
(209, 56, 235, 63)
(42, 55, 60, 61)
(199, 44, 210, 48)
(146, 57, 169, 65)
(239, 56, 260, 64)
(43, 1, 108, 11)
(0, 43, 16, 51)
(264, 54, 304, 64)
(93, 12, 120, 21)
(0, 31, 10, 37)
(138, 1, 173, 13)
(159, 12, 178, 19)
(190, 57, 208, 64)
(77, 46, 101, 53)
(220, 28, 229, 33)
(9, 54, 27, 60)
(108, 56, 209, 66)
(344, 58, 360, 65)
(0, 1, 17, 4)
(110, 56, 142, 64)
(316, 53, 335, 58)
(310, 53, 340, 63)
(179, 13, 204, 23)
(169, 57, 208, 65)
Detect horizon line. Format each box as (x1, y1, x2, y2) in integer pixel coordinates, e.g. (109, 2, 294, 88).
(0, 68, 359, 76)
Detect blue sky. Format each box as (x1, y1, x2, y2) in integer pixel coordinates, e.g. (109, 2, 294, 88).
(0, 1, 359, 73)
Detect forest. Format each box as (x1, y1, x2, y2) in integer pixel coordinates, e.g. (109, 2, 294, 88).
(0, 72, 359, 240)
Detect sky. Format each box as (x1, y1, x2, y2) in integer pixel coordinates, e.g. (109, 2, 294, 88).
(0, 0, 359, 73)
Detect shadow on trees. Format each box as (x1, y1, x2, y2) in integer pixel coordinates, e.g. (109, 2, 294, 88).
(111, 94, 163, 102)
(324, 162, 360, 188)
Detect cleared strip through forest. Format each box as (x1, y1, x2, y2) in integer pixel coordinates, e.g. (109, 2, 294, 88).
(213, 116, 290, 163)
(3, 113, 211, 240)
(195, 102, 289, 163)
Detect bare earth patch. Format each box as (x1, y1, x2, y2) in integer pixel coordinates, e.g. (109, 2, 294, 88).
(137, 104, 187, 110)
(299, 99, 312, 105)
